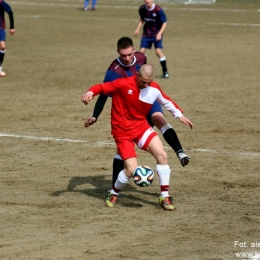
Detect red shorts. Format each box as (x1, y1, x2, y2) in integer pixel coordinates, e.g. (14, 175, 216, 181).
(114, 126, 157, 160)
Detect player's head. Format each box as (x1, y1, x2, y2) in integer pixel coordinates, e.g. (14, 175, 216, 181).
(144, 0, 154, 8)
(117, 37, 135, 66)
(136, 64, 154, 89)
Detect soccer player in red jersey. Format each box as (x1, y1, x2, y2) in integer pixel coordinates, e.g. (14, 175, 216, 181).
(0, 0, 15, 77)
(134, 0, 169, 78)
(82, 64, 194, 210)
(84, 37, 191, 191)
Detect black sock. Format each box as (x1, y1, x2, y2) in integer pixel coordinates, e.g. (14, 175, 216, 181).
(0, 50, 5, 67)
(160, 60, 167, 73)
(163, 128, 183, 155)
(112, 158, 124, 187)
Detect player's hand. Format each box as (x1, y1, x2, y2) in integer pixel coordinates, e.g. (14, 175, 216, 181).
(179, 115, 194, 129)
(81, 92, 93, 105)
(84, 117, 96, 127)
(156, 33, 162, 41)
(9, 29, 15, 36)
(134, 29, 139, 36)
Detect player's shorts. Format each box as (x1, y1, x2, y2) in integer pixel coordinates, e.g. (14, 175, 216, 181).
(146, 100, 164, 127)
(140, 36, 163, 49)
(0, 30, 6, 41)
(114, 127, 157, 160)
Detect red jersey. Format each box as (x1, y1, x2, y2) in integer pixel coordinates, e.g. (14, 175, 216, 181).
(87, 76, 183, 138)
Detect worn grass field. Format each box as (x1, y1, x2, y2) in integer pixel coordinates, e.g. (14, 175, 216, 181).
(0, 0, 259, 259)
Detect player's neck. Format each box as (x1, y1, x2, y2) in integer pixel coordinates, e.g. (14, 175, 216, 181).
(118, 56, 136, 67)
(146, 3, 155, 10)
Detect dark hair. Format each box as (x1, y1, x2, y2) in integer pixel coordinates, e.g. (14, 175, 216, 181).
(117, 37, 134, 50)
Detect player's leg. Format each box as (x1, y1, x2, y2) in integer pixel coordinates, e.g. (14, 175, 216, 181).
(147, 101, 190, 166)
(83, 0, 89, 10)
(140, 36, 152, 54)
(139, 131, 174, 211)
(91, 0, 96, 10)
(106, 139, 137, 207)
(112, 153, 124, 186)
(140, 47, 146, 54)
(0, 31, 7, 77)
(107, 152, 123, 204)
(154, 38, 169, 78)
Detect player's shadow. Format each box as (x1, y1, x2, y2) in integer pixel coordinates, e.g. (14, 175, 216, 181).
(51, 175, 161, 208)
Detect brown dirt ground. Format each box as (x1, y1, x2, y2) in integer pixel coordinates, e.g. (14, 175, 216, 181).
(0, 0, 260, 259)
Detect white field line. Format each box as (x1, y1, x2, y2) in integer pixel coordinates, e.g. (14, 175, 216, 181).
(0, 133, 88, 143)
(206, 22, 260, 27)
(13, 2, 260, 28)
(1, 132, 260, 158)
(15, 14, 260, 28)
(9, 1, 260, 13)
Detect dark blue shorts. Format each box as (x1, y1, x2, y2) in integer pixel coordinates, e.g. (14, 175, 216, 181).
(0, 30, 6, 41)
(140, 36, 163, 49)
(146, 100, 164, 127)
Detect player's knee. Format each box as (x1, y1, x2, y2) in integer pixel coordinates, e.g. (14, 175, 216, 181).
(151, 112, 166, 129)
(0, 42, 6, 50)
(155, 49, 163, 57)
(156, 151, 168, 165)
(125, 164, 138, 178)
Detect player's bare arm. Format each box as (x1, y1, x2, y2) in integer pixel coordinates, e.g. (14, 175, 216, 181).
(179, 116, 194, 129)
(134, 20, 144, 36)
(156, 23, 167, 41)
(81, 92, 94, 105)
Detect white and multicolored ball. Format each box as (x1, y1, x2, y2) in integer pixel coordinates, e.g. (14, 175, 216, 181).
(133, 165, 154, 187)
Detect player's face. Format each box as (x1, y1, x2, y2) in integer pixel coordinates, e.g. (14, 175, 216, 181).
(136, 73, 153, 89)
(144, 0, 154, 8)
(118, 47, 135, 66)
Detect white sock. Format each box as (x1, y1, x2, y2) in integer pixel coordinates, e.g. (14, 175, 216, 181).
(114, 153, 122, 160)
(160, 123, 172, 135)
(159, 56, 166, 62)
(112, 170, 130, 194)
(156, 164, 171, 197)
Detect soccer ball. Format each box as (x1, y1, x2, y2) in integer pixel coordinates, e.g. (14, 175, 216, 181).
(133, 165, 154, 187)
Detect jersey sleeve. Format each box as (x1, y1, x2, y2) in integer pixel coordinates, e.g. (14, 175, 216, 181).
(138, 6, 144, 21)
(92, 94, 108, 120)
(3, 1, 14, 28)
(90, 63, 122, 122)
(88, 80, 119, 97)
(104, 70, 121, 83)
(153, 84, 183, 118)
(158, 8, 167, 23)
(90, 65, 120, 121)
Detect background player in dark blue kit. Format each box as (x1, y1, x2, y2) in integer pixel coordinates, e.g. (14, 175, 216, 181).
(82, 0, 97, 11)
(0, 0, 15, 77)
(134, 0, 169, 78)
(84, 37, 191, 190)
